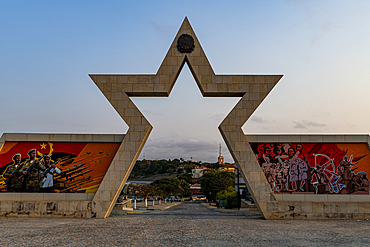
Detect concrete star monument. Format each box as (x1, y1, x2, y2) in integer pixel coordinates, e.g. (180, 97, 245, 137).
(2, 17, 368, 220)
(89, 17, 282, 218)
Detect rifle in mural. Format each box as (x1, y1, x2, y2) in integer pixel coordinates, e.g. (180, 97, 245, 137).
(4, 164, 24, 184)
(41, 158, 61, 177)
(18, 155, 46, 181)
(291, 151, 300, 161)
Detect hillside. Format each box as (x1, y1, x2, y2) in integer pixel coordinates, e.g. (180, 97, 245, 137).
(128, 158, 224, 180)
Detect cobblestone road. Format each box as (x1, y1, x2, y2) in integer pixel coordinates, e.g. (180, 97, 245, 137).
(1, 201, 370, 246)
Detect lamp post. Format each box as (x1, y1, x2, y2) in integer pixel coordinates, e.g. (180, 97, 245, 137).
(236, 165, 241, 210)
(134, 190, 139, 210)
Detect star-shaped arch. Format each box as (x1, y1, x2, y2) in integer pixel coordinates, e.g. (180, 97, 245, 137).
(89, 17, 282, 219)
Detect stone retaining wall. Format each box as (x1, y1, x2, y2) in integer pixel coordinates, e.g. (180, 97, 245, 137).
(271, 201, 370, 220)
(266, 194, 370, 220)
(0, 200, 95, 218)
(0, 193, 96, 218)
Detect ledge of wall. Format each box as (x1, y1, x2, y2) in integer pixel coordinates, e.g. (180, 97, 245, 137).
(245, 134, 370, 144)
(0, 133, 125, 145)
(275, 194, 370, 202)
(0, 193, 95, 201)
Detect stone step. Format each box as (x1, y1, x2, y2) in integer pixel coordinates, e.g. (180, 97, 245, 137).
(241, 199, 257, 208)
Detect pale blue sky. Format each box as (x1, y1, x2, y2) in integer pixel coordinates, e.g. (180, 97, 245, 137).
(1, 1, 370, 162)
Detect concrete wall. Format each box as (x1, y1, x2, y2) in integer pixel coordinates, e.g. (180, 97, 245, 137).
(245, 134, 370, 219)
(0, 133, 124, 218)
(0, 193, 95, 217)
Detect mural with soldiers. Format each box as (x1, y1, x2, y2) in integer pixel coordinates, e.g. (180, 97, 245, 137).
(0, 142, 120, 193)
(250, 143, 370, 194)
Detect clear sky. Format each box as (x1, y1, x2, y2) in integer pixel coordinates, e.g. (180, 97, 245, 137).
(1, 1, 370, 163)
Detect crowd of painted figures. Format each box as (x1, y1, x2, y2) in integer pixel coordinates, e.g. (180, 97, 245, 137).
(251, 143, 370, 194)
(2, 149, 61, 192)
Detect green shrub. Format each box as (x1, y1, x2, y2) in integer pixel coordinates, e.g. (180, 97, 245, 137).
(216, 186, 237, 209)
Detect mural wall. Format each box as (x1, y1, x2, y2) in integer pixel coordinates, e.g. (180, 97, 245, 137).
(250, 143, 370, 194)
(0, 141, 120, 193)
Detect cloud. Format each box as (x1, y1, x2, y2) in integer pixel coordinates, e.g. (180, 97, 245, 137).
(250, 116, 267, 123)
(293, 122, 307, 129)
(149, 138, 218, 152)
(309, 20, 337, 46)
(248, 115, 275, 123)
(141, 138, 227, 162)
(150, 21, 167, 34)
(293, 120, 327, 129)
(208, 113, 225, 121)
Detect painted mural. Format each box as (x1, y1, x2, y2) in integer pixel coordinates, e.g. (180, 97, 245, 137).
(0, 142, 120, 193)
(250, 143, 370, 194)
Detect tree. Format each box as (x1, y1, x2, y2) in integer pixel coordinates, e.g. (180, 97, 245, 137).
(202, 162, 221, 170)
(154, 178, 178, 198)
(154, 177, 191, 198)
(177, 173, 193, 184)
(216, 186, 237, 209)
(200, 171, 234, 202)
(138, 183, 156, 207)
(176, 179, 190, 198)
(127, 183, 157, 207)
(130, 158, 190, 178)
(154, 178, 170, 199)
(184, 163, 195, 173)
(127, 183, 141, 198)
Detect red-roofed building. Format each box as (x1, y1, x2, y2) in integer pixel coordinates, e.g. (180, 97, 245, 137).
(190, 183, 201, 194)
(219, 164, 235, 172)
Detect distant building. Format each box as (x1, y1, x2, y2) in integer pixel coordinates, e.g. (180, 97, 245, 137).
(219, 164, 235, 172)
(190, 183, 201, 194)
(199, 166, 211, 173)
(218, 144, 224, 165)
(218, 156, 224, 165)
(192, 166, 203, 183)
(192, 167, 203, 178)
(192, 166, 211, 183)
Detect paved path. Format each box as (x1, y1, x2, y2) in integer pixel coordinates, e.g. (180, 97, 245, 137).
(1, 201, 370, 246)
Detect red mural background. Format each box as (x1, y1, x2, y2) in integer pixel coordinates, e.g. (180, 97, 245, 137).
(0, 141, 120, 193)
(250, 143, 370, 194)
